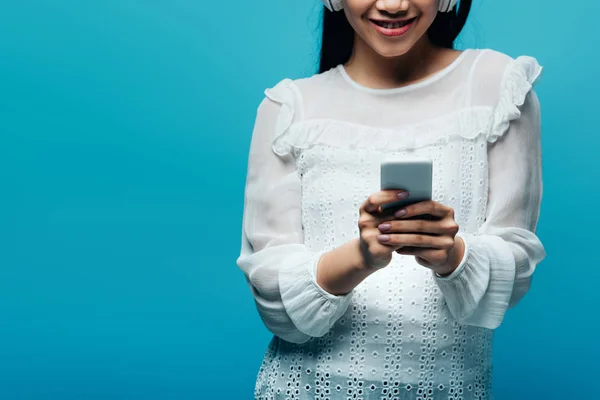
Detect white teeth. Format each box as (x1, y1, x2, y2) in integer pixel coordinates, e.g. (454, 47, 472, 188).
(378, 20, 409, 29)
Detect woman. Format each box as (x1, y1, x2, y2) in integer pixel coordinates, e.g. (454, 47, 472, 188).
(237, 0, 546, 398)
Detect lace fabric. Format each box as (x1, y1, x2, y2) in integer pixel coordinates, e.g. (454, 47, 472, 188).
(237, 48, 546, 399)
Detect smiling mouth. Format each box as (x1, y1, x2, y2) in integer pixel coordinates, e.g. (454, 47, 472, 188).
(370, 18, 416, 29)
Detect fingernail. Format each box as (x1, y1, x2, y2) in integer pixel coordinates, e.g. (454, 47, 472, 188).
(378, 235, 390, 242)
(398, 192, 409, 199)
(378, 223, 391, 232)
(395, 209, 407, 217)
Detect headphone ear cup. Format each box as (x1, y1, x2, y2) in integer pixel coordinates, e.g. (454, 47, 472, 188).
(439, 0, 459, 12)
(322, 0, 343, 12)
(439, 0, 450, 12)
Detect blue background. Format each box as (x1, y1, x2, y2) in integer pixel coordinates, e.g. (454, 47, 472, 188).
(0, 0, 595, 399)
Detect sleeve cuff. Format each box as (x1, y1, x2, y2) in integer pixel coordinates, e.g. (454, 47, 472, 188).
(433, 233, 516, 329)
(435, 232, 470, 281)
(278, 250, 354, 337)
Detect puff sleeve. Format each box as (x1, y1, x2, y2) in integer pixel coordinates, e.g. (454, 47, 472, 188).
(236, 80, 354, 344)
(433, 57, 547, 329)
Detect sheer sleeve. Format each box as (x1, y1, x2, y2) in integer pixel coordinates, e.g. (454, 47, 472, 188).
(433, 58, 546, 329)
(236, 80, 354, 344)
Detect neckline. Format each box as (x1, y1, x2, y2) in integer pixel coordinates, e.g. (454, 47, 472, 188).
(336, 49, 470, 95)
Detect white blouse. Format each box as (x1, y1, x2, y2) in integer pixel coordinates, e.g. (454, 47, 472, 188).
(236, 48, 546, 400)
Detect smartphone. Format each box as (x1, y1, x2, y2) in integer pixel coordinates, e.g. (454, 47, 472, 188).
(380, 156, 435, 219)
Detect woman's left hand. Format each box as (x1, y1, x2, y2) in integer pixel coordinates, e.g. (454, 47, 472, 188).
(376, 200, 465, 277)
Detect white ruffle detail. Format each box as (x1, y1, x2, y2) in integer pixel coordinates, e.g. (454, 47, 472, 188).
(264, 78, 303, 157)
(278, 250, 354, 338)
(487, 56, 543, 143)
(265, 56, 541, 155)
(433, 233, 516, 329)
(271, 106, 493, 155)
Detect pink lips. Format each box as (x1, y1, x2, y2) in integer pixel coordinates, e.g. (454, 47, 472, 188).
(370, 18, 416, 37)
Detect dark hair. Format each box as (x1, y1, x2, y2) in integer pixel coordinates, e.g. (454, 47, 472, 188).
(319, 0, 473, 73)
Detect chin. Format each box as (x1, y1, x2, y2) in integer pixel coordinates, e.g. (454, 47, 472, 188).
(363, 29, 424, 59)
(372, 43, 414, 59)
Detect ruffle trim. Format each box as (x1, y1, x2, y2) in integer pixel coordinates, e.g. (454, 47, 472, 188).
(266, 56, 542, 156)
(433, 233, 516, 330)
(272, 108, 492, 155)
(278, 250, 354, 338)
(488, 56, 543, 143)
(264, 78, 301, 156)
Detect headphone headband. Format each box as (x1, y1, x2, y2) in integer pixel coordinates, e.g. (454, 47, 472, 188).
(322, 0, 459, 13)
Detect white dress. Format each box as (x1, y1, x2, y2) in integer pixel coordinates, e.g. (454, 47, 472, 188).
(236, 48, 546, 400)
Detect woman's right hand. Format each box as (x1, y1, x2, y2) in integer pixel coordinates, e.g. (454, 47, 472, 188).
(357, 190, 409, 270)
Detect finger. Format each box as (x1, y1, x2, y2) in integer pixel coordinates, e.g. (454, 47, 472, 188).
(379, 233, 454, 249)
(379, 218, 459, 236)
(378, 219, 446, 236)
(359, 213, 402, 232)
(363, 233, 403, 257)
(362, 190, 410, 214)
(396, 200, 453, 219)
